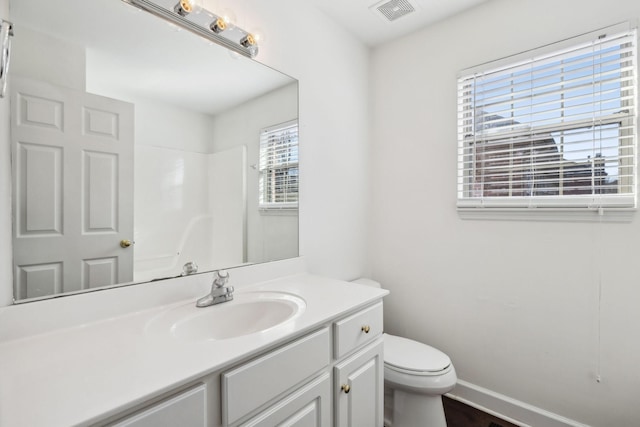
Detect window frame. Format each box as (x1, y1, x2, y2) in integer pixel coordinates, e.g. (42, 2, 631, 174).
(258, 119, 299, 211)
(456, 24, 638, 219)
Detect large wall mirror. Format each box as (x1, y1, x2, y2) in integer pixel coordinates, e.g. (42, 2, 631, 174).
(8, 0, 299, 302)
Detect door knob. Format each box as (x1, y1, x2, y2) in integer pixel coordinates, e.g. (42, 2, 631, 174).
(120, 239, 133, 248)
(341, 384, 351, 394)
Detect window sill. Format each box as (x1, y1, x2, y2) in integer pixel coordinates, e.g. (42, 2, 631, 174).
(457, 207, 636, 223)
(259, 208, 299, 217)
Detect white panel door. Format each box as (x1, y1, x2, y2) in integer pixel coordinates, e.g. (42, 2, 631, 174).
(11, 77, 134, 299)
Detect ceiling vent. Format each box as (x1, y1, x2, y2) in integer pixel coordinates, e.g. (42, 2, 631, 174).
(370, 0, 417, 22)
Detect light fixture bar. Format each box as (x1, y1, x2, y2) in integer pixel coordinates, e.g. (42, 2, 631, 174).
(122, 0, 257, 58)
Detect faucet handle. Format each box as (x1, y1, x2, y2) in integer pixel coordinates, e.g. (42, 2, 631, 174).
(182, 261, 199, 276)
(212, 270, 229, 287)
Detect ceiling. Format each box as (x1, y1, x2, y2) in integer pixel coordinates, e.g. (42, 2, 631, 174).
(9, 0, 487, 113)
(307, 0, 488, 46)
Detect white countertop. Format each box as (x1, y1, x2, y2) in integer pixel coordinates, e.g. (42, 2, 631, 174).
(0, 271, 388, 426)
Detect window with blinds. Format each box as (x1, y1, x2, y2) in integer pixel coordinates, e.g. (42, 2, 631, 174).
(457, 27, 637, 210)
(259, 120, 299, 210)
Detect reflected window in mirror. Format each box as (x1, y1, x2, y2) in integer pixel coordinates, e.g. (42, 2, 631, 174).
(259, 120, 299, 210)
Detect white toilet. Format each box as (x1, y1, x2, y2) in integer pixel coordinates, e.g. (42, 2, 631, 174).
(352, 278, 457, 427)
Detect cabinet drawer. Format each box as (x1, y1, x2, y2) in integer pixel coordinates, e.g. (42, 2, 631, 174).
(222, 328, 331, 426)
(110, 384, 206, 427)
(334, 302, 383, 359)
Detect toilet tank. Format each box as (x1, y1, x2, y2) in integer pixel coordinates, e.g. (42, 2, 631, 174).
(351, 278, 383, 288)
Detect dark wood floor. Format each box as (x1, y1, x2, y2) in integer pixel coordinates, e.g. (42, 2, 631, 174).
(443, 396, 520, 427)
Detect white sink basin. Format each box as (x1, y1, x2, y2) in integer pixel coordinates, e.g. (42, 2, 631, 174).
(146, 291, 306, 341)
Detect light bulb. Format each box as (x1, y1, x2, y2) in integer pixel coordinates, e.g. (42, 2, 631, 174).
(250, 27, 266, 44)
(174, 0, 203, 16)
(240, 33, 256, 48)
(210, 17, 227, 33)
(240, 33, 259, 57)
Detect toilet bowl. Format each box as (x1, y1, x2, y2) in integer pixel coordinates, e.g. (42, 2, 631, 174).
(384, 333, 457, 427)
(351, 278, 457, 427)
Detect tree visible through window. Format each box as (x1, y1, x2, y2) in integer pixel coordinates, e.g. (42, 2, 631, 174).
(259, 120, 299, 209)
(457, 27, 637, 209)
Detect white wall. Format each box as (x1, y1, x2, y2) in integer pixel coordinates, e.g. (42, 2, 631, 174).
(211, 83, 298, 264)
(10, 26, 86, 91)
(0, 0, 10, 306)
(217, 0, 372, 280)
(370, 1, 640, 426)
(126, 97, 216, 153)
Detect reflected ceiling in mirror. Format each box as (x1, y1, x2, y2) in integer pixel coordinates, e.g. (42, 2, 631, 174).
(9, 0, 299, 302)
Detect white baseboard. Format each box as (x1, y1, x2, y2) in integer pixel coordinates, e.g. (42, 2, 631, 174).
(446, 379, 591, 427)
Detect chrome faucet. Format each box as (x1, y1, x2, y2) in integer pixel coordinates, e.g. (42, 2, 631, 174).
(196, 270, 234, 307)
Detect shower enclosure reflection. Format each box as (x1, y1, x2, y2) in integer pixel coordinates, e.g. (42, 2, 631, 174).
(9, 0, 299, 301)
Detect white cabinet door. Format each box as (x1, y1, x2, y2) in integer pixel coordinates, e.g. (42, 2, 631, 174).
(240, 373, 331, 427)
(11, 77, 134, 299)
(110, 384, 207, 427)
(334, 338, 384, 427)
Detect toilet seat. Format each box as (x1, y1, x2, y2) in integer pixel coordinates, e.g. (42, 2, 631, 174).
(383, 333, 451, 376)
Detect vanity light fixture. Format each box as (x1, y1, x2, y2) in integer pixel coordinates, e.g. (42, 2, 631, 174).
(122, 0, 259, 58)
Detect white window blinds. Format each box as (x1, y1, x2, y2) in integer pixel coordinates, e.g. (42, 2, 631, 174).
(259, 120, 299, 209)
(457, 27, 637, 209)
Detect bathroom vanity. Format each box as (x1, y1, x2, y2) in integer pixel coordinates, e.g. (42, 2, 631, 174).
(0, 265, 388, 426)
